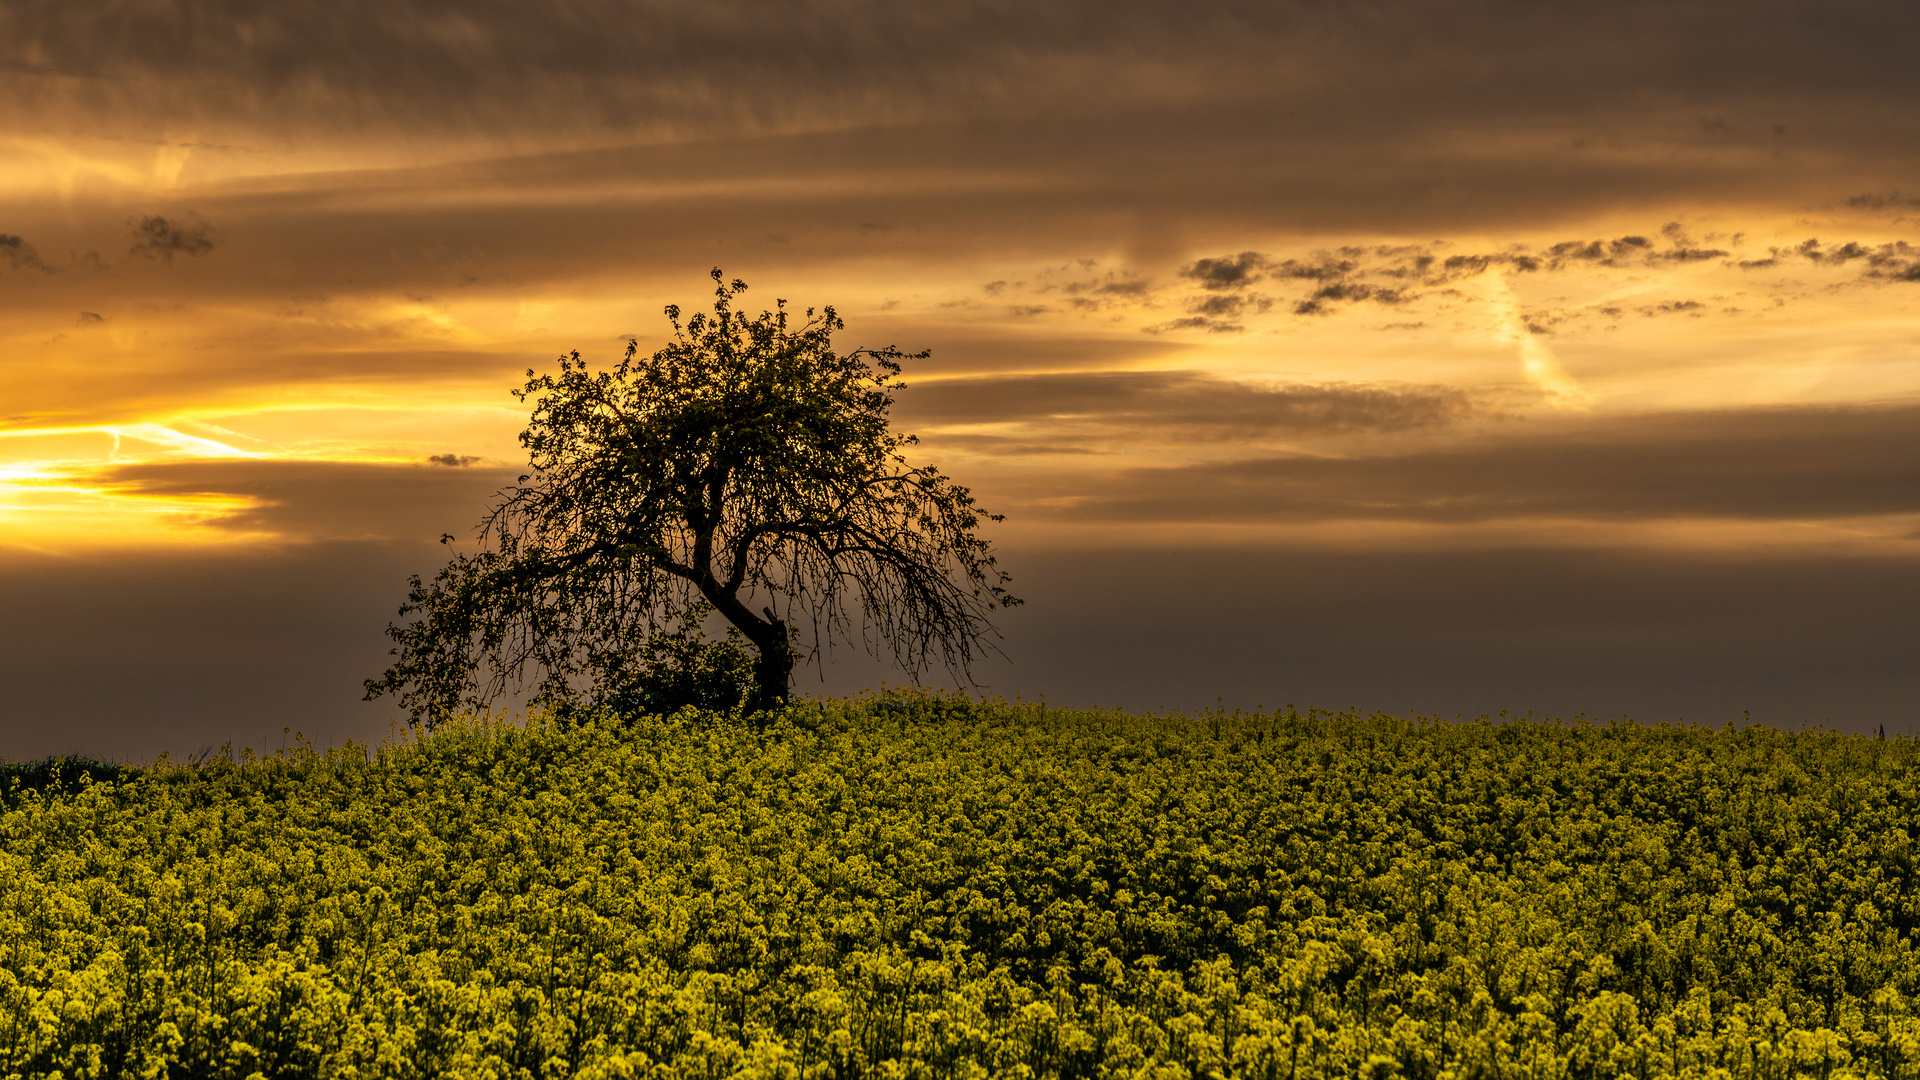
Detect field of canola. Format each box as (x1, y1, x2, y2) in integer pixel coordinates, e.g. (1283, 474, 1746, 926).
(4, 693, 1920, 1079)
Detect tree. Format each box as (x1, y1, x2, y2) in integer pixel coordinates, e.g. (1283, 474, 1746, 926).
(365, 270, 1019, 726)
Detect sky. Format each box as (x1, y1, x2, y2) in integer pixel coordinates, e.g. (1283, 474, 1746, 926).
(3, 0, 1917, 760)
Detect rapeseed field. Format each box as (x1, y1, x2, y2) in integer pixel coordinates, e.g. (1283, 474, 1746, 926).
(3, 693, 1917, 1078)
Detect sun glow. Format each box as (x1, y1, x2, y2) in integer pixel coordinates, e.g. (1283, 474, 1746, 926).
(0, 423, 265, 547)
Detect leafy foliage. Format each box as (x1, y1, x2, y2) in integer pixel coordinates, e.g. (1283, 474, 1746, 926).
(585, 605, 757, 719)
(366, 272, 1018, 726)
(5, 697, 1920, 1077)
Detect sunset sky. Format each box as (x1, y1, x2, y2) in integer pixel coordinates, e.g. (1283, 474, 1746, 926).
(4, 0, 1917, 759)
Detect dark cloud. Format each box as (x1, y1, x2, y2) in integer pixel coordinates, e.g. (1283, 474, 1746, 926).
(1180, 252, 1269, 289)
(1854, 242, 1920, 281)
(1639, 300, 1706, 316)
(129, 214, 216, 262)
(1794, 238, 1871, 263)
(1041, 403, 1920, 524)
(1648, 246, 1729, 263)
(1177, 243, 1566, 319)
(1431, 252, 1541, 277)
(1545, 240, 1609, 262)
(0, 233, 51, 272)
(1187, 296, 1243, 317)
(1293, 281, 1407, 316)
(1739, 238, 1920, 281)
(1031, 268, 1154, 301)
(1160, 225, 1913, 324)
(1645, 222, 1728, 263)
(1271, 255, 1360, 282)
(895, 371, 1481, 435)
(91, 460, 519, 540)
(76, 311, 104, 324)
(428, 453, 481, 467)
(1848, 191, 1920, 210)
(1142, 316, 1241, 334)
(1175, 249, 1431, 318)
(1185, 293, 1271, 318)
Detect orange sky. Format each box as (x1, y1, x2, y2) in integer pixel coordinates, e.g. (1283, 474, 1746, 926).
(3, 1, 1917, 755)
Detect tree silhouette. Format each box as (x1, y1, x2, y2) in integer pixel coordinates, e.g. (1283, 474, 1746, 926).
(366, 270, 1018, 725)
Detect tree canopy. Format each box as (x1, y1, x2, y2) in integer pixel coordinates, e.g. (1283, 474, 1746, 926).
(365, 271, 1019, 725)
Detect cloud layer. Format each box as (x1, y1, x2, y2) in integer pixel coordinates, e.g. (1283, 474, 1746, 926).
(6, 540, 1915, 762)
(1033, 404, 1920, 525)
(896, 373, 1483, 440)
(10, 0, 1920, 238)
(92, 459, 521, 540)
(9, 1, 1918, 140)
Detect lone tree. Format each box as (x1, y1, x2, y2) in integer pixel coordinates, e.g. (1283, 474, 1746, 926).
(365, 270, 1019, 726)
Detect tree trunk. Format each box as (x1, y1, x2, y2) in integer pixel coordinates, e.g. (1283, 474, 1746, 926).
(749, 618, 793, 714)
(701, 582, 791, 715)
